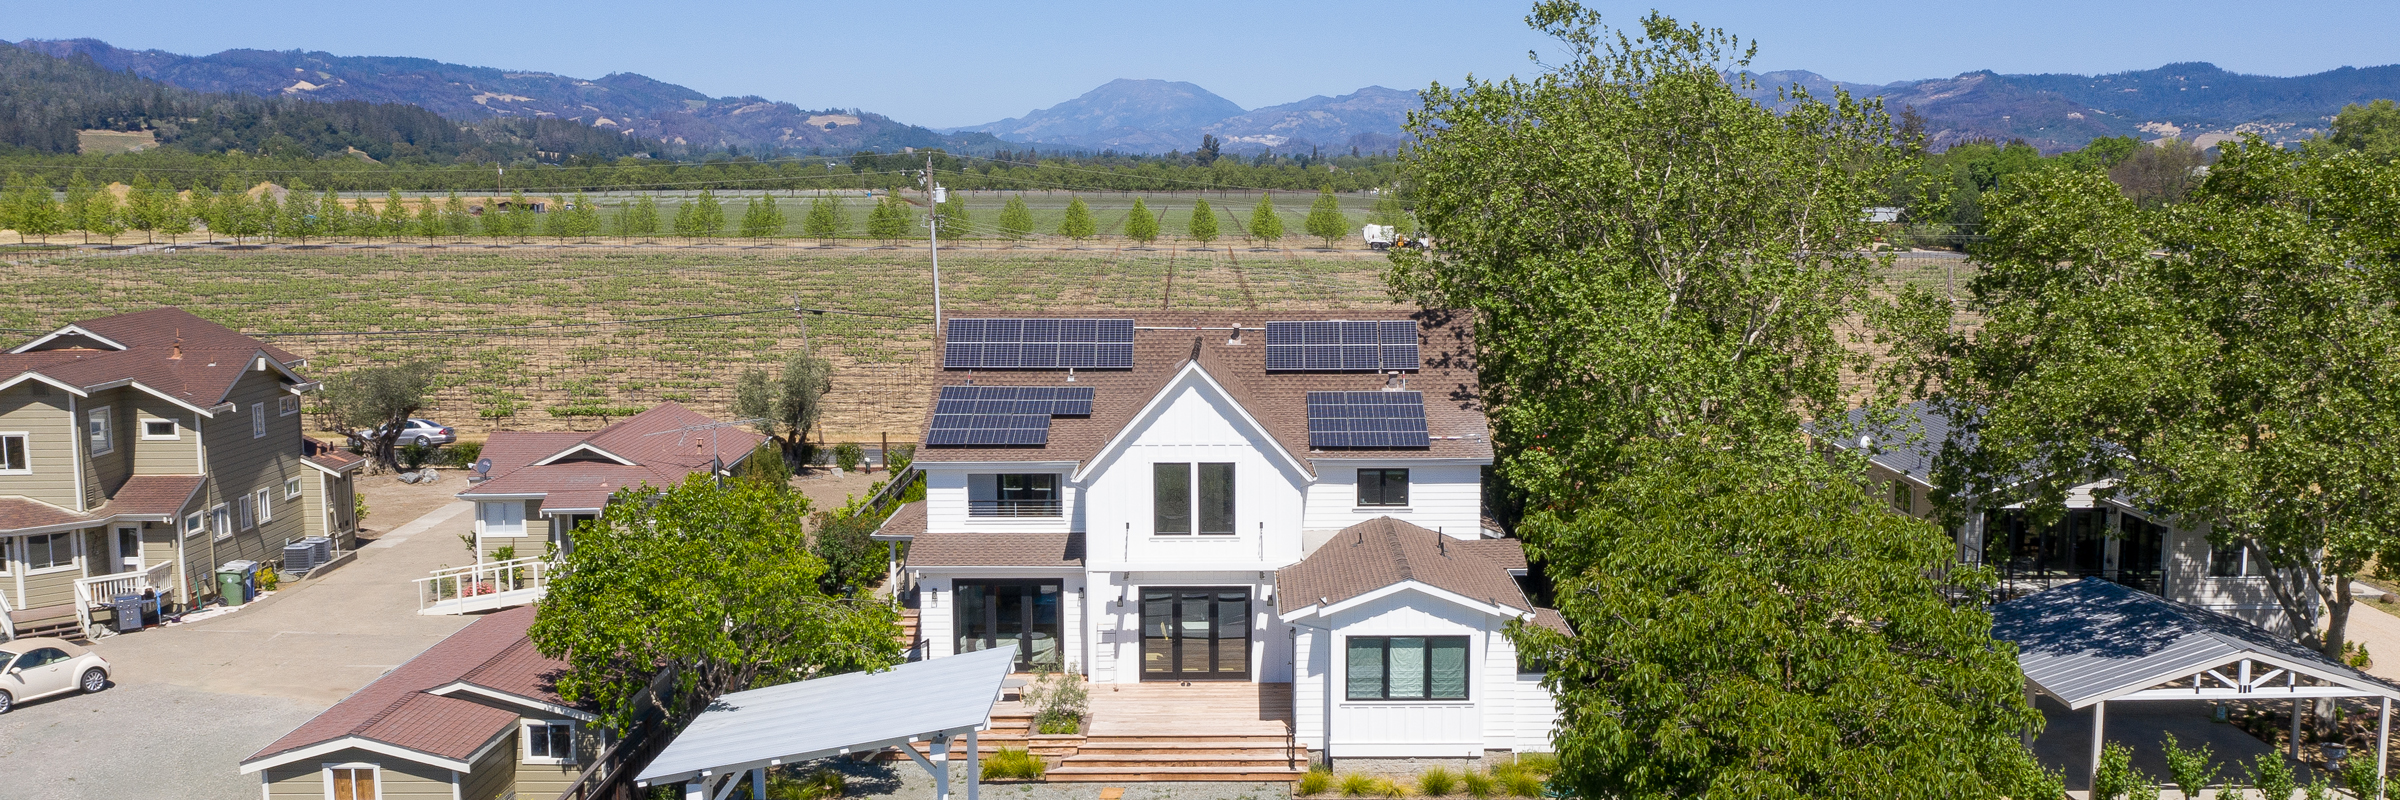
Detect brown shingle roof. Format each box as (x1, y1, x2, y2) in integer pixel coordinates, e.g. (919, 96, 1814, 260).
(906, 531, 1085, 568)
(459, 404, 768, 502)
(872, 500, 926, 540)
(107, 474, 205, 517)
(1451, 538, 1527, 572)
(0, 308, 307, 409)
(243, 605, 550, 769)
(0, 497, 94, 532)
(911, 311, 1491, 474)
(1277, 517, 1532, 615)
(1529, 607, 1572, 635)
(453, 636, 579, 711)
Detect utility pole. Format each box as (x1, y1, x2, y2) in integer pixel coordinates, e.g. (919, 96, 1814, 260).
(926, 155, 944, 331)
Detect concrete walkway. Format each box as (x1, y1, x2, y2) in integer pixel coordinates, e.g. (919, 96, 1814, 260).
(0, 492, 482, 800)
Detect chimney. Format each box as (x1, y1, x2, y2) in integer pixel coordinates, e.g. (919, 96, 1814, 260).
(169, 329, 183, 361)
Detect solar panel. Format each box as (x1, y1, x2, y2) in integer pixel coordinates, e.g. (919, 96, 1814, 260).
(926, 385, 1096, 447)
(945, 318, 1136, 369)
(1306, 390, 1430, 449)
(1265, 320, 1419, 372)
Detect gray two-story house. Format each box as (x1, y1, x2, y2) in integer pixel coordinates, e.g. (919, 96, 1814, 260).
(0, 307, 361, 639)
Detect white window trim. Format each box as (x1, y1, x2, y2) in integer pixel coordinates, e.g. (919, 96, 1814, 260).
(0, 536, 13, 576)
(140, 418, 179, 440)
(21, 531, 78, 575)
(87, 405, 114, 456)
(478, 501, 526, 538)
(320, 762, 384, 800)
(279, 395, 299, 417)
(0, 431, 27, 474)
(256, 488, 274, 525)
(521, 719, 578, 765)
(212, 503, 233, 542)
(285, 478, 303, 500)
(252, 403, 267, 439)
(184, 511, 205, 539)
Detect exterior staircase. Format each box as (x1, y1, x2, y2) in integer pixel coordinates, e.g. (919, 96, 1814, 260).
(898, 608, 921, 655)
(1045, 733, 1305, 783)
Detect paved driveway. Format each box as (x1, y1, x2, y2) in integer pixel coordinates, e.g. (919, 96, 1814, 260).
(0, 478, 480, 800)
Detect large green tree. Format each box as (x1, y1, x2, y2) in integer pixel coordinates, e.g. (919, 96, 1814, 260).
(1058, 196, 1097, 243)
(802, 195, 844, 244)
(1900, 140, 2400, 659)
(1246, 193, 1283, 245)
(2318, 98, 2400, 163)
(1395, 5, 2051, 796)
(530, 474, 902, 732)
(733, 352, 835, 454)
(997, 194, 1034, 243)
(739, 192, 786, 238)
(1187, 198, 1220, 245)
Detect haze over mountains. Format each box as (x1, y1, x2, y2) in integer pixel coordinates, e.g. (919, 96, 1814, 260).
(11, 36, 2400, 158)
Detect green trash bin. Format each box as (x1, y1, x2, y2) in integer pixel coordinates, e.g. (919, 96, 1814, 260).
(216, 566, 248, 607)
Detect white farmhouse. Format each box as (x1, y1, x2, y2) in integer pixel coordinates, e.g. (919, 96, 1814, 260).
(876, 312, 1561, 774)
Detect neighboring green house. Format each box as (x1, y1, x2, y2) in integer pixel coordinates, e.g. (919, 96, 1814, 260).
(0, 307, 362, 639)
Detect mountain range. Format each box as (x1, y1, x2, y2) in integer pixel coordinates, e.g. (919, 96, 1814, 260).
(12, 35, 2400, 159)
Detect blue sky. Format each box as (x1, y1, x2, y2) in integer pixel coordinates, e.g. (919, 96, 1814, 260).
(3, 0, 2394, 128)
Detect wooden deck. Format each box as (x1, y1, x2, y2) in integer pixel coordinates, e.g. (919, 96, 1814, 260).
(1086, 681, 1293, 737)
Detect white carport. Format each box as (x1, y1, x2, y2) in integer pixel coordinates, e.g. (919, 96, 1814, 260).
(634, 648, 1018, 800)
(1994, 578, 2400, 793)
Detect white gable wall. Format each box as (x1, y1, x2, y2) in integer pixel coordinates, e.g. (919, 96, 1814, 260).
(1081, 375, 1310, 571)
(1303, 462, 1485, 553)
(920, 465, 1078, 534)
(1309, 587, 1524, 758)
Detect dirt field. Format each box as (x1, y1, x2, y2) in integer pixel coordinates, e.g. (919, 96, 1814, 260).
(0, 244, 1408, 442)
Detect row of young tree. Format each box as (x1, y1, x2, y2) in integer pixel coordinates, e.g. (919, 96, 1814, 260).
(0, 176, 1407, 247)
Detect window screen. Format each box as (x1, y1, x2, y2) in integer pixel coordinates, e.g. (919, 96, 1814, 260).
(1358, 469, 1409, 506)
(23, 532, 71, 570)
(1154, 463, 1191, 534)
(1346, 636, 1470, 700)
(1198, 463, 1235, 535)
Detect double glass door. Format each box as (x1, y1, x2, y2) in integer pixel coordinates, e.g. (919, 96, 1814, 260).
(956, 581, 1061, 670)
(1141, 587, 1250, 681)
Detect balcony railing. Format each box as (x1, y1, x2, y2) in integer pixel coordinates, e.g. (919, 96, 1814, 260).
(969, 499, 1063, 518)
(415, 556, 555, 615)
(73, 561, 175, 636)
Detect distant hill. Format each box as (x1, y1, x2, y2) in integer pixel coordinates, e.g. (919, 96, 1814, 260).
(0, 40, 652, 161)
(956, 81, 1419, 155)
(15, 38, 1002, 156)
(1738, 62, 2400, 153)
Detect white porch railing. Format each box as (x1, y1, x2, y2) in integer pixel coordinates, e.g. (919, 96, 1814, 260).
(414, 556, 555, 615)
(73, 561, 174, 636)
(0, 589, 15, 641)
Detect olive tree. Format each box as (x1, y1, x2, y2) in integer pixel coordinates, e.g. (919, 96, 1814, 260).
(322, 360, 439, 471)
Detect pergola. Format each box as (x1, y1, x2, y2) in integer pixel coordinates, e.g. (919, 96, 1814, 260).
(634, 648, 1019, 800)
(1994, 578, 2400, 790)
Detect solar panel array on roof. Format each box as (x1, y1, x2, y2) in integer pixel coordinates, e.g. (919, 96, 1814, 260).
(1306, 391, 1430, 449)
(1264, 320, 1419, 372)
(945, 318, 1135, 370)
(927, 385, 1095, 446)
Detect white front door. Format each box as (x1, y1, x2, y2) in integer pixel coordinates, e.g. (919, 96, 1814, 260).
(113, 526, 142, 574)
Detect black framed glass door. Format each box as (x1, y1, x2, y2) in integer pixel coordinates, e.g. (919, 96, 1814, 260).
(956, 581, 1061, 670)
(1141, 587, 1250, 681)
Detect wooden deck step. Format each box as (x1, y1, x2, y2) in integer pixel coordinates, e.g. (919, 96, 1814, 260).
(1045, 766, 1305, 783)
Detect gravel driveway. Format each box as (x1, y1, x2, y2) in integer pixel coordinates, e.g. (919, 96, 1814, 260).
(0, 476, 478, 800)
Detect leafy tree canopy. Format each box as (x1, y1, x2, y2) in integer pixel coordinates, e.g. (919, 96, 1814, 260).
(322, 360, 439, 470)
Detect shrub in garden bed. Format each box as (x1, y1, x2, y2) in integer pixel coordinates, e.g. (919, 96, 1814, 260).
(980, 748, 1043, 781)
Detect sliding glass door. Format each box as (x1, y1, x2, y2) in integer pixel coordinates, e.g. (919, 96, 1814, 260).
(1140, 587, 1250, 681)
(955, 581, 1062, 670)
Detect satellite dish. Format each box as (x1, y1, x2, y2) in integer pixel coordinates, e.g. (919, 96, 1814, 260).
(473, 458, 492, 476)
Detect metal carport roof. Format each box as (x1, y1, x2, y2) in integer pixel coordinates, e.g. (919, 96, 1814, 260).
(1993, 578, 2400, 709)
(635, 647, 1018, 798)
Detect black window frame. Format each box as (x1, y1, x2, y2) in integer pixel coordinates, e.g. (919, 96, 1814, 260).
(1357, 468, 1410, 507)
(1154, 463, 1191, 534)
(1345, 635, 1470, 701)
(1197, 462, 1235, 535)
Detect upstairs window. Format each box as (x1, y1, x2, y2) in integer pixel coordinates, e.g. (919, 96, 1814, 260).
(142, 419, 178, 440)
(279, 395, 299, 417)
(327, 765, 378, 800)
(252, 403, 266, 439)
(971, 474, 1062, 517)
(285, 478, 303, 499)
(2210, 541, 2267, 577)
(87, 406, 113, 455)
(1891, 479, 1914, 513)
(1153, 462, 1235, 535)
(0, 432, 26, 473)
(1357, 469, 1410, 507)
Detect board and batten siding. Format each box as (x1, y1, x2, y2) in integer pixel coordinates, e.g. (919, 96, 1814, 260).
(1322, 590, 1495, 758)
(1293, 624, 1331, 751)
(0, 382, 81, 510)
(1301, 463, 1484, 550)
(261, 748, 460, 800)
(195, 369, 310, 591)
(1078, 376, 1310, 574)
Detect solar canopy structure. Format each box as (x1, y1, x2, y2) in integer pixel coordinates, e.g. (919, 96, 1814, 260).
(1265, 320, 1419, 372)
(1993, 578, 2400, 793)
(634, 647, 1018, 800)
(926, 385, 1095, 446)
(944, 318, 1136, 370)
(1306, 391, 1430, 449)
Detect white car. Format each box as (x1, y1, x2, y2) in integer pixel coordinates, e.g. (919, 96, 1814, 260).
(355, 418, 457, 448)
(0, 637, 111, 713)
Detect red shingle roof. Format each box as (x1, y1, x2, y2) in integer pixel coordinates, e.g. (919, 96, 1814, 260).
(911, 311, 1491, 474)
(459, 404, 768, 503)
(0, 497, 94, 532)
(243, 605, 577, 769)
(1277, 517, 1533, 615)
(0, 308, 306, 409)
(0, 475, 203, 533)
